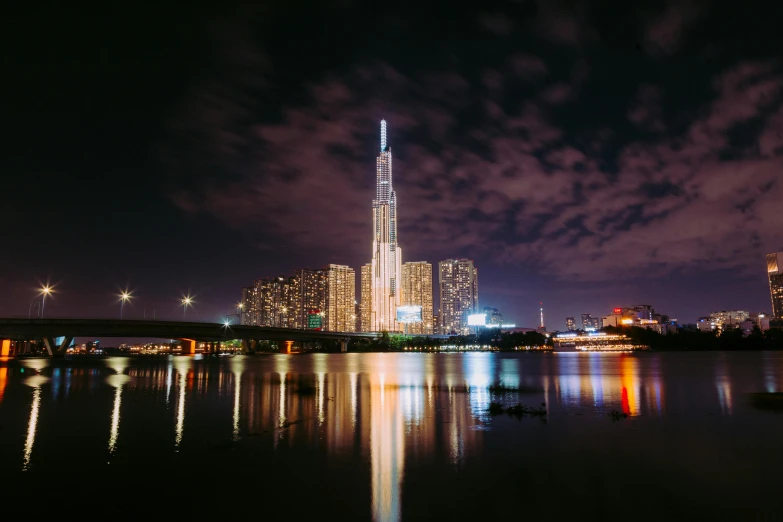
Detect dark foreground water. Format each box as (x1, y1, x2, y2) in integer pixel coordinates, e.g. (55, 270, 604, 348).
(1, 352, 782, 520)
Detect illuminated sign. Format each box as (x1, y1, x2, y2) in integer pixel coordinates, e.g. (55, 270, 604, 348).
(621, 318, 634, 325)
(307, 309, 322, 330)
(467, 313, 486, 326)
(396, 305, 423, 324)
(613, 308, 622, 314)
(484, 324, 517, 328)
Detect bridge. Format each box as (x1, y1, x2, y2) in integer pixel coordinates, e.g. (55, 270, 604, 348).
(0, 318, 380, 356)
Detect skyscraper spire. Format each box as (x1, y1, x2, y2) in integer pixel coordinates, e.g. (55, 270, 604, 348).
(362, 119, 403, 332)
(540, 302, 545, 329)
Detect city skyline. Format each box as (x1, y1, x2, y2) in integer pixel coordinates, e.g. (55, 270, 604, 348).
(2, 2, 782, 329)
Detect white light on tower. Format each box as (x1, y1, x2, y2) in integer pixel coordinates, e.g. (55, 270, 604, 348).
(380, 119, 387, 151)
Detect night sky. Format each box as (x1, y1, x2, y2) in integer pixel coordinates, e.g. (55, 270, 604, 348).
(3, 1, 782, 329)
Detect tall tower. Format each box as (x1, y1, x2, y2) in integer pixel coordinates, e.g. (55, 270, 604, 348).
(768, 252, 783, 319)
(369, 120, 403, 331)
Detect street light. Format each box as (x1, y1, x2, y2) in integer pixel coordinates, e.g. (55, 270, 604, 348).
(118, 290, 133, 320)
(181, 295, 194, 320)
(39, 285, 53, 318)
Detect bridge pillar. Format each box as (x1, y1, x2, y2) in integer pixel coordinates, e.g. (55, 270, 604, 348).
(340, 339, 348, 353)
(182, 339, 196, 355)
(0, 339, 10, 357)
(242, 339, 256, 354)
(43, 336, 73, 356)
(282, 340, 294, 354)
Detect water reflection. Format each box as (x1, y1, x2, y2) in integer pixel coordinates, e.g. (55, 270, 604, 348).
(173, 357, 192, 448)
(106, 358, 131, 455)
(4, 352, 780, 518)
(716, 356, 733, 415)
(554, 353, 648, 415)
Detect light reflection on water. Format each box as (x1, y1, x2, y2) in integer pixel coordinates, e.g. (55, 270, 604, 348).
(2, 352, 783, 520)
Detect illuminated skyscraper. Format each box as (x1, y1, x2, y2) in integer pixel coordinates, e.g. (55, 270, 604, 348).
(768, 252, 783, 319)
(438, 259, 478, 335)
(368, 120, 403, 332)
(360, 264, 371, 332)
(326, 264, 356, 332)
(401, 261, 434, 334)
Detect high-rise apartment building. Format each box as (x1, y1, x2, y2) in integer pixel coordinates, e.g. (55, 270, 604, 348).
(581, 314, 594, 330)
(240, 286, 258, 325)
(438, 259, 478, 335)
(768, 252, 783, 319)
(326, 264, 356, 332)
(289, 268, 327, 329)
(242, 265, 355, 332)
(256, 276, 291, 327)
(565, 317, 576, 331)
(401, 261, 434, 334)
(360, 264, 372, 332)
(368, 120, 403, 332)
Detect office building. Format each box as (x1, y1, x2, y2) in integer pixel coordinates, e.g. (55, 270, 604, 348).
(439, 258, 478, 335)
(768, 252, 783, 319)
(401, 261, 434, 334)
(565, 317, 576, 331)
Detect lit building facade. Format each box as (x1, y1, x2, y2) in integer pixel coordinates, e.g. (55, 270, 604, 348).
(290, 268, 327, 329)
(241, 265, 355, 332)
(326, 264, 356, 332)
(708, 310, 750, 331)
(768, 252, 783, 319)
(360, 264, 371, 332)
(565, 317, 576, 331)
(484, 307, 503, 325)
(256, 276, 292, 327)
(368, 120, 403, 332)
(240, 286, 258, 325)
(401, 261, 434, 334)
(581, 314, 595, 330)
(438, 259, 478, 335)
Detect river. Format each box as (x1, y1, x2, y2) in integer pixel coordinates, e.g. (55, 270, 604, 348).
(1, 351, 782, 520)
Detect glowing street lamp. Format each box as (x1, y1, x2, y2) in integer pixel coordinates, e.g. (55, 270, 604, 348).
(181, 295, 194, 320)
(118, 290, 133, 320)
(39, 285, 53, 318)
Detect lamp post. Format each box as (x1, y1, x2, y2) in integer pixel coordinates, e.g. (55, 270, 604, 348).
(39, 285, 53, 318)
(181, 295, 193, 320)
(118, 290, 133, 320)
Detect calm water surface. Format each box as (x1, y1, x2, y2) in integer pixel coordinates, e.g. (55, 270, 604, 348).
(1, 352, 782, 520)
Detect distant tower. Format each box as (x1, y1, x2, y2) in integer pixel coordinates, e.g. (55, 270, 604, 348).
(367, 119, 403, 331)
(538, 302, 546, 333)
